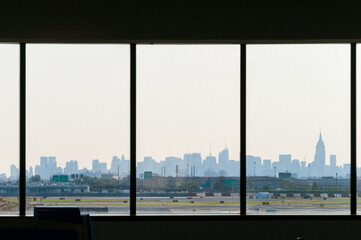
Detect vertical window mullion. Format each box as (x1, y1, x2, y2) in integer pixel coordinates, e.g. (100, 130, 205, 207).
(130, 43, 137, 216)
(19, 43, 26, 216)
(241, 44, 246, 215)
(351, 43, 356, 215)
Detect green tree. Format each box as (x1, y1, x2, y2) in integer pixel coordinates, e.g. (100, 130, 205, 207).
(312, 181, 320, 190)
(29, 175, 41, 182)
(213, 177, 233, 192)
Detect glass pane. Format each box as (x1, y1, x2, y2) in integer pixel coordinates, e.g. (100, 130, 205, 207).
(137, 45, 240, 215)
(247, 44, 350, 215)
(0, 44, 19, 215)
(26, 44, 130, 215)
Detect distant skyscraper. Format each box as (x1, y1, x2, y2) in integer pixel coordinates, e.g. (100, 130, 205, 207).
(218, 148, 229, 176)
(111, 156, 121, 175)
(203, 155, 218, 177)
(34, 165, 41, 177)
(262, 159, 272, 176)
(28, 166, 33, 178)
(10, 164, 18, 180)
(40, 156, 49, 179)
(65, 160, 79, 174)
(313, 132, 326, 176)
(184, 153, 202, 177)
(330, 155, 336, 167)
(164, 157, 183, 177)
(92, 159, 101, 172)
(279, 154, 292, 172)
(48, 156, 57, 175)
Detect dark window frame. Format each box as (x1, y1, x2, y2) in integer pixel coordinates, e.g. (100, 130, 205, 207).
(13, 43, 357, 218)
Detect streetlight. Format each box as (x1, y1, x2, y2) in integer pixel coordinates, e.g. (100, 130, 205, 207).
(336, 173, 338, 192)
(254, 162, 256, 177)
(308, 163, 311, 180)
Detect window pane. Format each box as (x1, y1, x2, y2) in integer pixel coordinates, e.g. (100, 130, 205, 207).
(27, 44, 130, 215)
(247, 44, 350, 215)
(0, 44, 19, 215)
(137, 45, 240, 215)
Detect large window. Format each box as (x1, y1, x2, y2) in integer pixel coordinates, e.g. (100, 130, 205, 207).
(26, 44, 130, 215)
(247, 44, 350, 215)
(136, 45, 240, 215)
(0, 43, 359, 217)
(0, 44, 19, 215)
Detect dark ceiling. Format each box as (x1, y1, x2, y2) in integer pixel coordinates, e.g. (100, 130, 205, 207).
(0, 0, 358, 43)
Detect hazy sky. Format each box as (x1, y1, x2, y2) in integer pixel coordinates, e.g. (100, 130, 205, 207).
(247, 44, 350, 166)
(137, 45, 240, 163)
(26, 44, 130, 171)
(26, 44, 240, 172)
(0, 44, 19, 176)
(0, 43, 356, 176)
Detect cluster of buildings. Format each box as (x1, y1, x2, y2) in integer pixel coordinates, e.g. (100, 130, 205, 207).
(247, 133, 350, 178)
(6, 148, 240, 181)
(137, 148, 239, 178)
(5, 155, 130, 181)
(2, 132, 359, 182)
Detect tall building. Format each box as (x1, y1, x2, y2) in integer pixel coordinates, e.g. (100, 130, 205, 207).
(330, 155, 336, 167)
(111, 156, 121, 175)
(40, 156, 49, 179)
(218, 148, 229, 176)
(313, 132, 326, 176)
(92, 159, 101, 173)
(34, 165, 41, 177)
(184, 153, 202, 177)
(65, 160, 79, 174)
(28, 166, 33, 177)
(10, 164, 18, 180)
(99, 162, 107, 173)
(111, 155, 130, 178)
(291, 159, 301, 177)
(48, 156, 57, 175)
(262, 159, 272, 176)
(279, 154, 292, 172)
(203, 155, 218, 177)
(163, 157, 183, 177)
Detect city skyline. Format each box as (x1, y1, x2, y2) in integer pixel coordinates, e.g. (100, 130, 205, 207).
(2, 131, 356, 181)
(0, 44, 355, 177)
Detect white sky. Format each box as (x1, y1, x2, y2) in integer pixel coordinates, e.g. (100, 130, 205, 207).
(137, 45, 240, 163)
(26, 44, 130, 171)
(0, 43, 357, 176)
(0, 44, 19, 176)
(247, 44, 350, 166)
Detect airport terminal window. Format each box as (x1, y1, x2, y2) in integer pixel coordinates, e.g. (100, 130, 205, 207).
(0, 42, 359, 217)
(0, 44, 19, 215)
(26, 44, 130, 215)
(136, 45, 241, 215)
(246, 44, 350, 215)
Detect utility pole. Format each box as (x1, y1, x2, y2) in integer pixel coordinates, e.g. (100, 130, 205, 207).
(308, 164, 311, 180)
(336, 172, 338, 191)
(254, 161, 256, 177)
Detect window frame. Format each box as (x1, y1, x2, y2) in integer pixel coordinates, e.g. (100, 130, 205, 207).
(11, 42, 357, 218)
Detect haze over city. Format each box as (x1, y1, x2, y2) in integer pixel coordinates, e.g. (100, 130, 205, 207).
(0, 44, 354, 177)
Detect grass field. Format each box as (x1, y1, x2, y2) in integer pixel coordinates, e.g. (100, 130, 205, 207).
(0, 196, 357, 214)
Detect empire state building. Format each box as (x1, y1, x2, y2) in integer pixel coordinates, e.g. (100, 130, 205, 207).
(313, 132, 326, 176)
